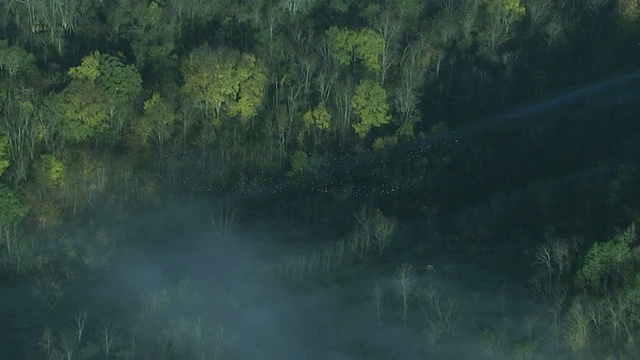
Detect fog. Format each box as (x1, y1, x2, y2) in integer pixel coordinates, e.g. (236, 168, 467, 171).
(2, 187, 543, 359)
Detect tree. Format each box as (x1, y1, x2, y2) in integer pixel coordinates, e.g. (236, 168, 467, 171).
(1, 88, 39, 181)
(387, 0, 424, 30)
(0, 184, 30, 267)
(100, 321, 117, 358)
(373, 209, 395, 255)
(523, 0, 553, 35)
(325, 26, 384, 72)
(352, 79, 391, 138)
(61, 79, 110, 143)
(565, 297, 590, 355)
(369, 10, 400, 84)
(542, 15, 565, 51)
(372, 283, 383, 327)
(302, 102, 331, 148)
(280, 0, 317, 16)
(107, 0, 179, 74)
(96, 53, 143, 134)
(616, 0, 640, 36)
(394, 42, 428, 135)
(575, 226, 635, 295)
(9, 0, 79, 53)
(134, 92, 177, 170)
(0, 40, 37, 79)
(395, 263, 416, 326)
(60, 52, 112, 143)
(0, 135, 9, 176)
(303, 102, 331, 131)
(60, 51, 142, 143)
(181, 46, 267, 127)
(482, 0, 527, 52)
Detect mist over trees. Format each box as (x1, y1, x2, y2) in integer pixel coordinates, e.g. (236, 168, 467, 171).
(1, 0, 640, 358)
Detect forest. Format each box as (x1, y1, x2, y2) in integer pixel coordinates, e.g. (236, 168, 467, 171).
(1, 0, 640, 358)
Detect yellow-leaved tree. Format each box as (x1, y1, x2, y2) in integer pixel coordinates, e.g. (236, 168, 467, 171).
(181, 46, 267, 127)
(352, 80, 390, 139)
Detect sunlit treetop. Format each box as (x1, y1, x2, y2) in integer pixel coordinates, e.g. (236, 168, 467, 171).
(303, 102, 332, 131)
(97, 54, 143, 105)
(68, 51, 101, 82)
(485, 0, 526, 24)
(181, 46, 267, 126)
(68, 51, 142, 103)
(352, 79, 390, 138)
(325, 26, 384, 71)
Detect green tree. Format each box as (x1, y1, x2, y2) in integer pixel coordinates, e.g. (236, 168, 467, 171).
(181, 46, 267, 127)
(303, 102, 331, 131)
(62, 51, 142, 143)
(325, 26, 384, 72)
(576, 225, 636, 295)
(134, 92, 177, 170)
(352, 79, 390, 138)
(0, 135, 9, 176)
(0, 40, 37, 79)
(39, 154, 65, 186)
(96, 53, 143, 134)
(61, 80, 110, 143)
(302, 102, 332, 149)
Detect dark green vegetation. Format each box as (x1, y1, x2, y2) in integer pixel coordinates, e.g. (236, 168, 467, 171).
(1, 0, 640, 358)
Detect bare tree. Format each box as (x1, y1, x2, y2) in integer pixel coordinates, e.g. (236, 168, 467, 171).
(524, 0, 553, 35)
(59, 329, 78, 360)
(370, 10, 400, 85)
(210, 324, 228, 360)
(101, 321, 117, 358)
(420, 287, 462, 343)
(373, 210, 395, 256)
(372, 283, 383, 327)
(531, 235, 573, 304)
(38, 327, 55, 359)
(542, 16, 564, 51)
(73, 311, 87, 343)
(209, 204, 237, 240)
(395, 263, 416, 326)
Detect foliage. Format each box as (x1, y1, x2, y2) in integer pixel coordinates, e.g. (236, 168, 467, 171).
(97, 54, 143, 105)
(0, 135, 9, 176)
(39, 154, 65, 186)
(181, 46, 267, 126)
(575, 226, 636, 295)
(61, 81, 110, 142)
(325, 26, 384, 71)
(0, 185, 29, 226)
(135, 92, 177, 152)
(0, 40, 37, 78)
(303, 102, 331, 130)
(68, 51, 101, 81)
(352, 80, 390, 138)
